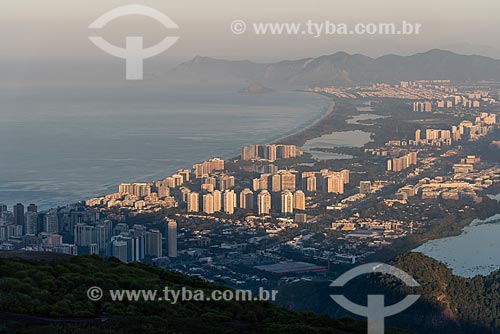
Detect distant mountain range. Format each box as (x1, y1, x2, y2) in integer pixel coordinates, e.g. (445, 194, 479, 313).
(170, 49, 500, 88)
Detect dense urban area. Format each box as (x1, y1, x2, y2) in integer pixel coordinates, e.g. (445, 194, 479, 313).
(2, 79, 500, 291)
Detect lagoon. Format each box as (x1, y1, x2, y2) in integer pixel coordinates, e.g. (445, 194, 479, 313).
(414, 211, 500, 277)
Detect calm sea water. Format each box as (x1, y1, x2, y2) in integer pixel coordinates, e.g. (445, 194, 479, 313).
(0, 83, 328, 209)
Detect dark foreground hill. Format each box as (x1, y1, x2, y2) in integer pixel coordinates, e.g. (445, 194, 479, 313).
(0, 251, 373, 334)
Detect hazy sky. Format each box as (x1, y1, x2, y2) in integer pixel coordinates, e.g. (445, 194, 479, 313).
(2, 0, 500, 76)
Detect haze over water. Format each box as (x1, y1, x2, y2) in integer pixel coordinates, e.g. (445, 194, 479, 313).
(0, 83, 328, 209)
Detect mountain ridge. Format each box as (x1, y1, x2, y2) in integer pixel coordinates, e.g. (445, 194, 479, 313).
(170, 49, 500, 88)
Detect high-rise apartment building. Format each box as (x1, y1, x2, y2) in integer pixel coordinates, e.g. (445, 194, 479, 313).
(241, 145, 257, 160)
(74, 223, 96, 247)
(187, 192, 199, 212)
(252, 178, 261, 191)
(213, 190, 222, 212)
(13, 203, 24, 226)
(96, 221, 112, 256)
(44, 212, 59, 234)
(172, 174, 184, 187)
(111, 240, 128, 263)
(259, 173, 271, 190)
(340, 169, 350, 184)
(24, 211, 38, 235)
(281, 190, 294, 214)
(324, 174, 344, 194)
(280, 171, 296, 191)
(239, 188, 254, 210)
(242, 144, 299, 161)
(257, 190, 271, 215)
(177, 169, 191, 183)
(118, 183, 152, 197)
(223, 190, 236, 214)
(388, 152, 417, 172)
(193, 158, 225, 178)
(180, 187, 191, 202)
(167, 219, 177, 258)
(266, 144, 277, 161)
(146, 229, 162, 258)
(271, 174, 281, 192)
(294, 190, 306, 211)
(217, 174, 235, 191)
(203, 193, 214, 214)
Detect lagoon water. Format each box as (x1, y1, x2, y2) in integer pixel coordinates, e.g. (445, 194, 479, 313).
(414, 211, 500, 277)
(301, 130, 373, 160)
(0, 84, 328, 209)
(346, 113, 386, 125)
(488, 193, 500, 201)
(300, 104, 376, 160)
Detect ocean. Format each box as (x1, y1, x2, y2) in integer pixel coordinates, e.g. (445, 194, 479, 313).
(0, 83, 328, 209)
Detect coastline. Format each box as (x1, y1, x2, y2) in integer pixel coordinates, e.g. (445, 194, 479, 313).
(273, 98, 335, 145)
(226, 92, 333, 160)
(17, 91, 333, 211)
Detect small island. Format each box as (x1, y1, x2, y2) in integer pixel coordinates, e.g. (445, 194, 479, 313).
(239, 83, 273, 94)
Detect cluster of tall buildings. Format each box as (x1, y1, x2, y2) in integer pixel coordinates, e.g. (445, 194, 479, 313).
(89, 182, 177, 211)
(300, 169, 349, 194)
(412, 101, 432, 112)
(413, 93, 490, 113)
(241, 144, 299, 161)
(156, 169, 190, 189)
(252, 169, 349, 194)
(75, 218, 178, 263)
(1, 203, 42, 238)
(76, 219, 177, 263)
(118, 183, 152, 197)
(387, 152, 418, 172)
(412, 128, 456, 146)
(201, 174, 235, 192)
(0, 203, 96, 254)
(253, 170, 298, 192)
(108, 225, 161, 263)
(0, 202, 179, 263)
(87, 169, 192, 210)
(180, 166, 350, 216)
(193, 158, 225, 178)
(411, 113, 498, 147)
(184, 188, 306, 216)
(255, 189, 305, 215)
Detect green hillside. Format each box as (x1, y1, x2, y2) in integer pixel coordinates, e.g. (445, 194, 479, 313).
(277, 252, 500, 333)
(0, 251, 371, 334)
